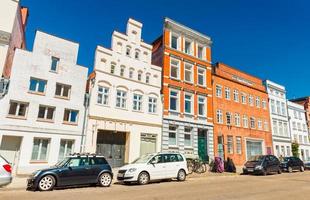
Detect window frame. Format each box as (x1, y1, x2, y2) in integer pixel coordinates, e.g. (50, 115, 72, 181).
(170, 58, 180, 80)
(37, 105, 55, 122)
(197, 67, 206, 87)
(7, 100, 29, 119)
(29, 77, 47, 94)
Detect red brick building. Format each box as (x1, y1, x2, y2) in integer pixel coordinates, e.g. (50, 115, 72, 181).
(212, 63, 273, 166)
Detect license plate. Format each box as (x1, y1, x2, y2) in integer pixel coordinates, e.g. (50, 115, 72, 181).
(117, 173, 124, 178)
(247, 168, 254, 172)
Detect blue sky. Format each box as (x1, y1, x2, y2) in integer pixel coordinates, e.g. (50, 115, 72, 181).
(21, 0, 310, 99)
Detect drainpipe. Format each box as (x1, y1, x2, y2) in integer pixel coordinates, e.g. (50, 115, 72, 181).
(286, 100, 293, 156)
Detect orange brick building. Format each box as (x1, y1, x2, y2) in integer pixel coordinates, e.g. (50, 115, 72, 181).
(152, 18, 214, 161)
(212, 63, 273, 166)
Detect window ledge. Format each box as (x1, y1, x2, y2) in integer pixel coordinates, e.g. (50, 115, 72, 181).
(115, 107, 128, 111)
(6, 115, 27, 120)
(30, 161, 48, 164)
(63, 121, 78, 126)
(96, 103, 110, 108)
(170, 77, 181, 82)
(184, 80, 194, 85)
(132, 109, 143, 113)
(28, 91, 45, 96)
(197, 84, 206, 88)
(49, 70, 58, 74)
(37, 119, 54, 123)
(184, 146, 194, 150)
(55, 95, 70, 100)
(168, 145, 179, 149)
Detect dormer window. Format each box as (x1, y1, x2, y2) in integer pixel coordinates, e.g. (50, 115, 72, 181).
(197, 46, 204, 59)
(51, 57, 59, 72)
(126, 46, 131, 57)
(171, 34, 179, 50)
(184, 40, 192, 54)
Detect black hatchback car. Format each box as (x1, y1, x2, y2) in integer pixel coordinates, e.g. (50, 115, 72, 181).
(27, 154, 113, 191)
(280, 156, 305, 173)
(243, 155, 281, 175)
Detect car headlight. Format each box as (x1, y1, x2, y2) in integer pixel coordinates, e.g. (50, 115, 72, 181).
(32, 170, 41, 177)
(128, 168, 137, 173)
(255, 165, 263, 170)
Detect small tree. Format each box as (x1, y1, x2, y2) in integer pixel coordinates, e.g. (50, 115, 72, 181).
(292, 142, 299, 157)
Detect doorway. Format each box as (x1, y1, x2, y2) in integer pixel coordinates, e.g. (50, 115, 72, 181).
(198, 129, 209, 162)
(0, 136, 22, 173)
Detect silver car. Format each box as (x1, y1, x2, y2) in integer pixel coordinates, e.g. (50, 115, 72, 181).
(0, 155, 12, 187)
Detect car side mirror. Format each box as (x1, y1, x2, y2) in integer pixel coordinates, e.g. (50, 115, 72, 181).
(149, 160, 156, 165)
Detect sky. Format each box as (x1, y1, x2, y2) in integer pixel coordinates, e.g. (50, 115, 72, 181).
(21, 0, 310, 99)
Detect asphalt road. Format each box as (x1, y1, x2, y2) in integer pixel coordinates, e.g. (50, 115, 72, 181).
(1, 171, 310, 200)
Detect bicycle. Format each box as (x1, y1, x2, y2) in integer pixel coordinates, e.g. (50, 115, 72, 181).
(186, 158, 207, 174)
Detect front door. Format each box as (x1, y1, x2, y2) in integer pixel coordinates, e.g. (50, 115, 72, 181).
(96, 130, 126, 168)
(198, 129, 208, 162)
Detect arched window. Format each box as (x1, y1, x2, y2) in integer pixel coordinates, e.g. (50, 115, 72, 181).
(146, 73, 151, 84)
(138, 70, 143, 81)
(129, 68, 134, 79)
(110, 62, 116, 74)
(126, 46, 131, 57)
(120, 65, 125, 77)
(135, 49, 140, 60)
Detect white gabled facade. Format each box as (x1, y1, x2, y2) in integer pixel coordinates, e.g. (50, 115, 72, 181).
(287, 101, 310, 161)
(0, 31, 88, 174)
(85, 19, 162, 167)
(264, 80, 291, 157)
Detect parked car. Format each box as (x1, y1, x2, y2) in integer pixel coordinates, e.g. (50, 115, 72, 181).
(117, 153, 188, 185)
(243, 155, 281, 175)
(280, 156, 305, 172)
(27, 154, 113, 191)
(0, 155, 12, 187)
(305, 161, 310, 170)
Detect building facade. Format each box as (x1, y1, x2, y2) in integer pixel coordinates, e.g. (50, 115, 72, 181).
(85, 19, 162, 167)
(212, 63, 273, 166)
(287, 101, 310, 161)
(152, 18, 214, 161)
(291, 97, 310, 133)
(264, 80, 291, 157)
(0, 31, 88, 174)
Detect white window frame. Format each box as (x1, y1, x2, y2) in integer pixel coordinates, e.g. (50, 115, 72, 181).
(233, 90, 239, 102)
(217, 110, 223, 124)
(184, 62, 193, 83)
(31, 138, 50, 161)
(169, 89, 179, 112)
(63, 109, 79, 124)
(116, 90, 127, 109)
(8, 100, 29, 118)
(133, 93, 143, 111)
(37, 105, 55, 121)
(170, 33, 180, 50)
(184, 39, 193, 55)
(170, 58, 180, 79)
(97, 86, 109, 106)
(216, 85, 222, 98)
(198, 96, 206, 117)
(235, 113, 240, 127)
(148, 97, 157, 114)
(225, 87, 231, 100)
(168, 125, 178, 146)
(184, 93, 193, 114)
(243, 115, 248, 128)
(197, 67, 206, 86)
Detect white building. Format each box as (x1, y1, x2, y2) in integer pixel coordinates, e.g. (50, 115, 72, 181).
(264, 80, 291, 157)
(287, 101, 310, 161)
(0, 31, 88, 174)
(85, 19, 162, 167)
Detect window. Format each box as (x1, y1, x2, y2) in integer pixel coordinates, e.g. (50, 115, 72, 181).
(271, 99, 275, 114)
(120, 66, 125, 77)
(50, 57, 59, 72)
(135, 50, 140, 59)
(264, 121, 269, 131)
(273, 121, 278, 134)
(250, 117, 255, 128)
(236, 137, 242, 154)
(129, 68, 134, 79)
(281, 102, 286, 116)
(31, 138, 49, 161)
(110, 63, 116, 74)
(226, 112, 232, 125)
(170, 59, 179, 79)
(256, 97, 260, 108)
(225, 87, 230, 100)
(184, 40, 192, 54)
(227, 136, 233, 154)
(216, 85, 222, 97)
(198, 96, 205, 116)
(126, 46, 131, 56)
(233, 90, 239, 102)
(146, 73, 150, 84)
(241, 93, 246, 104)
(58, 140, 74, 161)
(116, 42, 122, 53)
(148, 97, 157, 113)
(299, 135, 303, 144)
(278, 122, 283, 135)
(138, 71, 142, 81)
(8, 101, 28, 118)
(235, 113, 240, 126)
(276, 101, 281, 114)
(197, 46, 204, 59)
(97, 86, 109, 105)
(304, 136, 308, 144)
(184, 63, 193, 83)
(258, 119, 262, 130)
(243, 115, 248, 128)
(217, 110, 223, 124)
(293, 122, 297, 130)
(171, 34, 179, 50)
(169, 90, 179, 111)
(38, 105, 55, 121)
(63, 109, 79, 124)
(116, 90, 127, 109)
(184, 93, 192, 114)
(249, 95, 254, 106)
(303, 124, 307, 132)
(168, 125, 177, 146)
(297, 122, 302, 131)
(298, 112, 302, 120)
(133, 94, 143, 111)
(197, 67, 206, 86)
(184, 127, 192, 147)
(29, 78, 47, 93)
(262, 100, 267, 109)
(294, 110, 298, 119)
(283, 123, 288, 136)
(55, 83, 71, 99)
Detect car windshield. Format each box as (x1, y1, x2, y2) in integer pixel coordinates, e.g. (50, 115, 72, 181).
(132, 154, 154, 164)
(248, 155, 264, 162)
(55, 157, 70, 167)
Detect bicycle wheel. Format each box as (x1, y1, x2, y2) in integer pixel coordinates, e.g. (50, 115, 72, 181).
(187, 159, 194, 174)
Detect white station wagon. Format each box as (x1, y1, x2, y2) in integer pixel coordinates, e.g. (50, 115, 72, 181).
(117, 153, 188, 185)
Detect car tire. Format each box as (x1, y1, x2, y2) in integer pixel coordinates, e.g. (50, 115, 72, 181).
(262, 169, 267, 176)
(277, 167, 282, 174)
(38, 175, 55, 191)
(177, 169, 186, 181)
(138, 171, 150, 185)
(288, 167, 293, 173)
(300, 166, 305, 172)
(99, 173, 112, 187)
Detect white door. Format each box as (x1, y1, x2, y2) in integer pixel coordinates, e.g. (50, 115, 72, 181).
(0, 136, 22, 174)
(146, 155, 166, 180)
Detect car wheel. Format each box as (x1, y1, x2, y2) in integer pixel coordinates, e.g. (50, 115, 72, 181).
(288, 167, 293, 173)
(138, 172, 149, 185)
(99, 173, 112, 187)
(300, 166, 305, 172)
(262, 169, 267, 176)
(38, 175, 55, 191)
(177, 169, 186, 181)
(278, 167, 282, 174)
